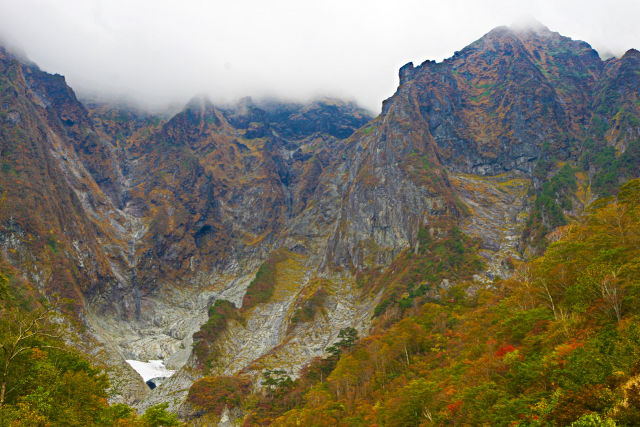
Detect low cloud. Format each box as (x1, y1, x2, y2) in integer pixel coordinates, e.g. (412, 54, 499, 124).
(0, 0, 638, 113)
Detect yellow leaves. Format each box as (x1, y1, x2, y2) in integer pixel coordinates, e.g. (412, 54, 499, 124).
(29, 347, 48, 360)
(546, 224, 575, 243)
(272, 384, 343, 427)
(502, 349, 522, 366)
(304, 384, 335, 408)
(244, 231, 268, 246)
(618, 179, 640, 205)
(7, 402, 49, 427)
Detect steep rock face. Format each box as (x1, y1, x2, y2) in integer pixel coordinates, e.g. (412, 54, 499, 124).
(323, 103, 458, 272)
(386, 25, 603, 176)
(0, 46, 132, 303)
(450, 172, 530, 278)
(321, 24, 639, 277)
(0, 46, 150, 403)
(222, 97, 371, 141)
(23, 64, 126, 205)
(594, 49, 640, 152)
(221, 97, 372, 218)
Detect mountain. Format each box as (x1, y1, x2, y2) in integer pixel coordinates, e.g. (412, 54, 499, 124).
(1, 23, 640, 425)
(0, 41, 375, 409)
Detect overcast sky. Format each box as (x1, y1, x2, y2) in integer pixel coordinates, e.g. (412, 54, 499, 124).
(0, 0, 639, 113)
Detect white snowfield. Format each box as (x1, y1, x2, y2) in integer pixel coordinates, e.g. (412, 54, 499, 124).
(125, 359, 175, 382)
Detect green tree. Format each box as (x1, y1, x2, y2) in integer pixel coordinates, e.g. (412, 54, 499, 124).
(0, 299, 61, 407)
(141, 403, 182, 427)
(571, 413, 617, 427)
(326, 327, 358, 357)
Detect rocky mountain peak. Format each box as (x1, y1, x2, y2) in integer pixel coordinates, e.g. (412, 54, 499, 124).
(382, 23, 612, 177)
(180, 95, 223, 127)
(622, 47, 640, 60)
(221, 96, 372, 142)
(159, 95, 228, 146)
(183, 95, 217, 116)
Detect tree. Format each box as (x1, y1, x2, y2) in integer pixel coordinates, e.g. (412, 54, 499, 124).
(141, 403, 182, 427)
(326, 327, 358, 357)
(600, 268, 624, 323)
(0, 272, 8, 302)
(0, 298, 62, 408)
(381, 378, 439, 426)
(261, 369, 293, 391)
(570, 413, 617, 427)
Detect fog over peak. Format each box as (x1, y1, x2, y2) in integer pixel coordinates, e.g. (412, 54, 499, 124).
(0, 0, 638, 113)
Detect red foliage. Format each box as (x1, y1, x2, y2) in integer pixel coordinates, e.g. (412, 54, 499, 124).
(529, 319, 550, 336)
(494, 344, 517, 358)
(187, 375, 251, 416)
(447, 400, 463, 414)
(556, 341, 584, 366)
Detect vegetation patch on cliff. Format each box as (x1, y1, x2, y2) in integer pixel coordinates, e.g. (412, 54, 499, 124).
(370, 224, 484, 321)
(192, 299, 242, 368)
(288, 280, 329, 332)
(187, 375, 251, 417)
(241, 248, 291, 311)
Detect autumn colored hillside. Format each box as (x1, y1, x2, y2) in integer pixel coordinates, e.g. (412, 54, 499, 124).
(233, 178, 640, 426)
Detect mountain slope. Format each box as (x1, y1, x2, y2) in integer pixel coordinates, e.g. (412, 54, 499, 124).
(0, 42, 376, 409)
(264, 178, 640, 426)
(188, 23, 640, 424)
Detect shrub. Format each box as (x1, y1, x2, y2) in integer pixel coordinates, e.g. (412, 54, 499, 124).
(192, 299, 240, 366)
(242, 250, 288, 311)
(187, 376, 251, 416)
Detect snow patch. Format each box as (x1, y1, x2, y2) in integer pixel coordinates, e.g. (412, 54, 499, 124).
(125, 359, 175, 382)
